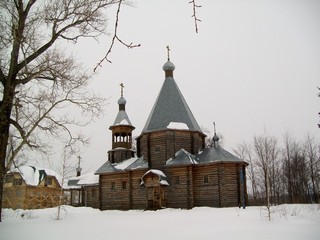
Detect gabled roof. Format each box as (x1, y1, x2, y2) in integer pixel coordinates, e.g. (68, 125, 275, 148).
(10, 166, 62, 187)
(164, 146, 246, 167)
(95, 156, 148, 175)
(166, 148, 199, 166)
(142, 61, 202, 133)
(140, 169, 169, 186)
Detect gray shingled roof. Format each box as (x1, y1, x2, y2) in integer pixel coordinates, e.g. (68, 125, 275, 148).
(166, 148, 199, 166)
(164, 146, 246, 167)
(95, 156, 148, 175)
(112, 110, 132, 126)
(197, 146, 245, 164)
(142, 74, 202, 133)
(111, 96, 133, 127)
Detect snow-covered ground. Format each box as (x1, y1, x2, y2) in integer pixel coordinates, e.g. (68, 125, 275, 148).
(1, 204, 320, 240)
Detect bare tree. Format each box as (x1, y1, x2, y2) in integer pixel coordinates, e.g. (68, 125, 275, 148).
(253, 134, 279, 221)
(235, 142, 259, 203)
(0, 0, 125, 222)
(304, 134, 320, 203)
(56, 144, 79, 220)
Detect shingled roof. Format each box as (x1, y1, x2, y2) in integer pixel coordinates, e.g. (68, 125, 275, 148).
(142, 60, 202, 133)
(111, 96, 133, 127)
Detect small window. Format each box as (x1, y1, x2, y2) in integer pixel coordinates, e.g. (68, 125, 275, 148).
(111, 182, 115, 190)
(13, 178, 22, 186)
(174, 176, 180, 184)
(5, 175, 13, 183)
(122, 181, 126, 189)
(45, 177, 52, 186)
(203, 175, 209, 183)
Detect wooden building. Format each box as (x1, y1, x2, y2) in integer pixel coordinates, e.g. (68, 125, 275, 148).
(3, 166, 62, 209)
(67, 169, 99, 209)
(95, 56, 248, 210)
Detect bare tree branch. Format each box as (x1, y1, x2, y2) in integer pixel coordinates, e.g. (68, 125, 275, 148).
(189, 0, 202, 33)
(94, 0, 140, 71)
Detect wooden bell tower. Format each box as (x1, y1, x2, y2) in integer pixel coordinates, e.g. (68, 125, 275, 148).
(108, 83, 135, 163)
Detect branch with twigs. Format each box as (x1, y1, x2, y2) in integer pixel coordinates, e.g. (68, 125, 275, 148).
(189, 0, 202, 33)
(94, 0, 140, 71)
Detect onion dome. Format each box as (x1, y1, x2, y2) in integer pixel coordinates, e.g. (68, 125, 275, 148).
(118, 96, 127, 105)
(162, 60, 175, 71)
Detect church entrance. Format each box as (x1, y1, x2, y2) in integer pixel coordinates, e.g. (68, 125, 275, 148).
(140, 169, 169, 210)
(147, 186, 164, 209)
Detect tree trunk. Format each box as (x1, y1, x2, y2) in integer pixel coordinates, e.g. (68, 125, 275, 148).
(0, 83, 15, 222)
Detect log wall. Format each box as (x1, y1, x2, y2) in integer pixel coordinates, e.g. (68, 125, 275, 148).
(98, 163, 247, 210)
(137, 130, 205, 169)
(83, 185, 100, 208)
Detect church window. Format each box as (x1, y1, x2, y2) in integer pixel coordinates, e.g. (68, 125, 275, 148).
(203, 175, 209, 184)
(111, 182, 115, 190)
(174, 176, 180, 184)
(122, 181, 126, 189)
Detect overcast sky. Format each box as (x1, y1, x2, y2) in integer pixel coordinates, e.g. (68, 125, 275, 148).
(67, 0, 320, 172)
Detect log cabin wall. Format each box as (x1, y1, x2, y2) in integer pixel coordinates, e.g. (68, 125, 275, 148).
(130, 169, 148, 209)
(218, 163, 240, 207)
(137, 130, 205, 169)
(164, 166, 191, 209)
(83, 186, 99, 208)
(193, 164, 220, 207)
(108, 149, 134, 164)
(100, 172, 131, 210)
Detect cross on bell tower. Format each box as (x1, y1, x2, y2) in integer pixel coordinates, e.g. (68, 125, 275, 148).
(120, 83, 124, 97)
(166, 45, 171, 61)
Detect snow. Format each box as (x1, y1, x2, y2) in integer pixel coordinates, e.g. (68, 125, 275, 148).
(115, 157, 138, 170)
(143, 169, 167, 178)
(167, 122, 189, 130)
(12, 166, 61, 187)
(1, 204, 320, 240)
(118, 119, 129, 125)
(68, 172, 99, 186)
(140, 169, 168, 186)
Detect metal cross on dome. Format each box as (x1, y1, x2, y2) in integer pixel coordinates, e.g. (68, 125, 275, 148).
(120, 83, 124, 97)
(166, 45, 170, 61)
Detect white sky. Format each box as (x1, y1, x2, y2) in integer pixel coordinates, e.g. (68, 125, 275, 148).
(64, 0, 320, 172)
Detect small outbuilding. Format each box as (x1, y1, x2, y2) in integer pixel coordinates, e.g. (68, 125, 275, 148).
(3, 166, 62, 209)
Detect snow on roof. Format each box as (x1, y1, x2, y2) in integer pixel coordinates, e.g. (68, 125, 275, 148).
(68, 172, 99, 186)
(166, 148, 199, 166)
(140, 169, 169, 186)
(115, 157, 139, 170)
(143, 169, 167, 178)
(167, 122, 189, 130)
(118, 119, 129, 125)
(112, 110, 133, 126)
(12, 166, 61, 187)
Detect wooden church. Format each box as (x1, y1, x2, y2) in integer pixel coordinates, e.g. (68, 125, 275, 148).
(95, 53, 248, 210)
